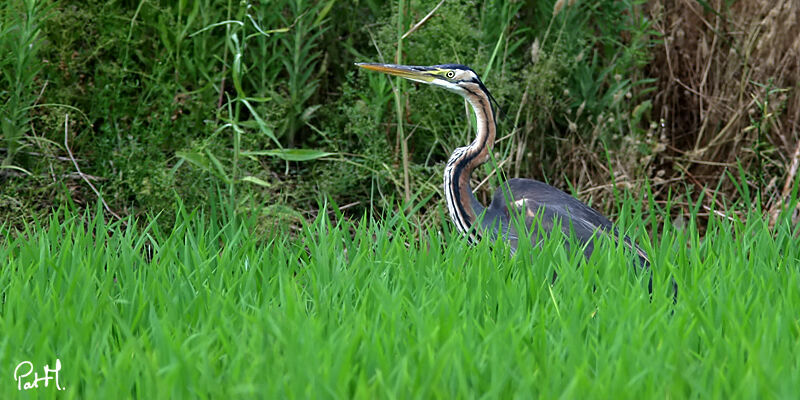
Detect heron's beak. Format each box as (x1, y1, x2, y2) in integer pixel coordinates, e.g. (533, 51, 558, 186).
(355, 63, 436, 84)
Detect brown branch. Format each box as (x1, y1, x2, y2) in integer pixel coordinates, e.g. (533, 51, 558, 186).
(402, 0, 445, 40)
(769, 137, 800, 228)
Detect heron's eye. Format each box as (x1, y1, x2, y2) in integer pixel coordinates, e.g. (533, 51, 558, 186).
(446, 71, 455, 79)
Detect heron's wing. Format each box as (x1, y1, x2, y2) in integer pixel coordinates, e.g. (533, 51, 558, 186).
(486, 178, 649, 267)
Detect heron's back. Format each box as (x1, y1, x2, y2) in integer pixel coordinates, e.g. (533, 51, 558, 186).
(485, 178, 649, 268)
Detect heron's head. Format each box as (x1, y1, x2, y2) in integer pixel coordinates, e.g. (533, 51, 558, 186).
(356, 62, 500, 120)
(355, 63, 487, 97)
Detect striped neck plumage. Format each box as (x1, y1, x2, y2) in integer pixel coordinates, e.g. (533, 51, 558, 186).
(442, 84, 497, 240)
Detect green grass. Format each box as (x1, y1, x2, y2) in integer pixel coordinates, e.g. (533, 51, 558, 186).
(2, 198, 799, 398)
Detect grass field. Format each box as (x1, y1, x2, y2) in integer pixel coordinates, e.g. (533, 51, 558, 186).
(2, 196, 799, 398)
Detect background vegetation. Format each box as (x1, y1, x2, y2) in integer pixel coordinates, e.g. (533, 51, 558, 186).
(2, 0, 796, 234)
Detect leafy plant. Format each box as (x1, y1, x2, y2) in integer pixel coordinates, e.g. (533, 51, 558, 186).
(173, 0, 336, 219)
(276, 0, 331, 146)
(0, 0, 47, 170)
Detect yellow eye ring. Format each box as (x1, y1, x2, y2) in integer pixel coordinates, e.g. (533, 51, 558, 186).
(446, 71, 455, 79)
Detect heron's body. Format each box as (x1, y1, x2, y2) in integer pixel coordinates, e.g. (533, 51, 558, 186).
(356, 62, 649, 268)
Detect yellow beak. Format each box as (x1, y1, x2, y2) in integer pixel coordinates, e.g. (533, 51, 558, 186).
(355, 63, 436, 83)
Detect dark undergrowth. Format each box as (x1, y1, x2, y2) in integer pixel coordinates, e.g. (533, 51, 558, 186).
(1, 0, 798, 236)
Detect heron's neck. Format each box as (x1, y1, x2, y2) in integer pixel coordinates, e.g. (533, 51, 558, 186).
(443, 91, 496, 237)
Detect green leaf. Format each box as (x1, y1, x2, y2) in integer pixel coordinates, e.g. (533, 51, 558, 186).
(204, 149, 230, 183)
(176, 150, 231, 183)
(175, 151, 211, 172)
(300, 105, 321, 122)
(240, 176, 272, 187)
(239, 99, 281, 147)
(241, 148, 334, 162)
(314, 0, 337, 27)
(0, 164, 32, 175)
(232, 51, 244, 97)
(243, 97, 271, 103)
